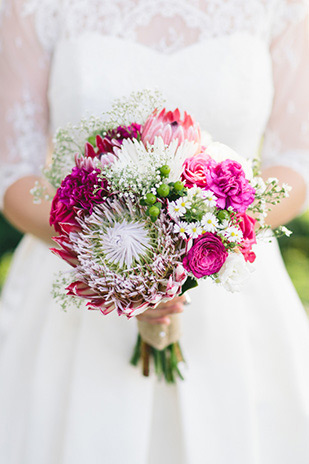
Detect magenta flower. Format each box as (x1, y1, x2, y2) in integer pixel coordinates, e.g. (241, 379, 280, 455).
(50, 166, 109, 232)
(142, 108, 201, 149)
(206, 160, 255, 212)
(50, 190, 78, 233)
(86, 123, 142, 157)
(183, 233, 228, 278)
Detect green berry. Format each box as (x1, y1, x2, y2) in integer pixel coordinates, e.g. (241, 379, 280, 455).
(160, 165, 171, 177)
(157, 184, 170, 198)
(145, 193, 157, 205)
(174, 181, 184, 192)
(148, 205, 160, 218)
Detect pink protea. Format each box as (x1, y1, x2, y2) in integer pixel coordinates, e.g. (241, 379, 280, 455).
(141, 108, 201, 150)
(52, 197, 188, 318)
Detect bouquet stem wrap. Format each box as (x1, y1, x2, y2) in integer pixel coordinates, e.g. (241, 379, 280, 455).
(137, 313, 182, 350)
(131, 315, 185, 383)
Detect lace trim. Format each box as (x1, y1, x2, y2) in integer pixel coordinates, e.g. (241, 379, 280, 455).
(6, 90, 47, 165)
(19, 0, 308, 55)
(22, 0, 60, 53)
(271, 0, 309, 39)
(0, 90, 48, 208)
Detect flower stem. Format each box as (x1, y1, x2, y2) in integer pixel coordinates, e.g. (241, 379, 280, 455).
(130, 336, 185, 383)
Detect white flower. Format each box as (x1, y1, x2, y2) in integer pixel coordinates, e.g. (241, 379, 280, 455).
(205, 142, 253, 180)
(267, 177, 279, 184)
(251, 177, 266, 195)
(217, 218, 230, 230)
(201, 212, 219, 232)
(176, 196, 192, 213)
(280, 225, 293, 237)
(186, 185, 203, 200)
(282, 183, 292, 197)
(108, 137, 197, 195)
(168, 201, 182, 219)
(217, 253, 253, 292)
(100, 219, 151, 268)
(202, 190, 217, 208)
(187, 222, 202, 238)
(174, 221, 190, 239)
(224, 226, 243, 243)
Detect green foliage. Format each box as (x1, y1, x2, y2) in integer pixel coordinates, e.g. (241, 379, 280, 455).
(278, 210, 309, 311)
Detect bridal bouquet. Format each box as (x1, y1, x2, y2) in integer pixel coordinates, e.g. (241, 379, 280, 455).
(33, 90, 291, 382)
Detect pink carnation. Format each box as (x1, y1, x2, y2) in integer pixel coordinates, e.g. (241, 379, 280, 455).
(182, 152, 217, 188)
(141, 108, 201, 150)
(206, 160, 255, 212)
(183, 233, 228, 278)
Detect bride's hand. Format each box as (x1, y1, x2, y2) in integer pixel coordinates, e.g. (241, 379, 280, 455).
(136, 295, 186, 325)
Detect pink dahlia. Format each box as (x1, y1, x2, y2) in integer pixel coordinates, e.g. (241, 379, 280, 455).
(206, 160, 255, 213)
(141, 108, 201, 149)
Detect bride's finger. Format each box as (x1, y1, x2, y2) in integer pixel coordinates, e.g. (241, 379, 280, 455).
(137, 315, 171, 325)
(156, 295, 186, 309)
(139, 303, 184, 319)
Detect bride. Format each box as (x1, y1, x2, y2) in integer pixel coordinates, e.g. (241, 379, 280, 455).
(0, 1, 309, 463)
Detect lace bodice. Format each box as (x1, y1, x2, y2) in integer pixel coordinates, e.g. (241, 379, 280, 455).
(0, 0, 309, 208)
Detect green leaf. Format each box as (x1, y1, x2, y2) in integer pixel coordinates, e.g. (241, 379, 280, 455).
(180, 276, 198, 295)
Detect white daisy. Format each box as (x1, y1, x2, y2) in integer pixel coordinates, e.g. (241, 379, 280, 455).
(175, 196, 192, 214)
(224, 226, 243, 243)
(174, 221, 190, 239)
(217, 218, 230, 230)
(186, 185, 203, 200)
(187, 222, 202, 239)
(168, 201, 183, 219)
(202, 190, 218, 208)
(201, 212, 219, 232)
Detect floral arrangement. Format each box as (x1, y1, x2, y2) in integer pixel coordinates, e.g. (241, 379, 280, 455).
(33, 89, 291, 382)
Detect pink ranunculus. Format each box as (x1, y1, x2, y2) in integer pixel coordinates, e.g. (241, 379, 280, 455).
(237, 213, 257, 263)
(141, 108, 201, 150)
(182, 152, 217, 188)
(206, 160, 255, 212)
(183, 232, 228, 278)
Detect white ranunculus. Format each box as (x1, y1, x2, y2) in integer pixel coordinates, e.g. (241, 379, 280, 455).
(217, 253, 254, 293)
(205, 142, 253, 180)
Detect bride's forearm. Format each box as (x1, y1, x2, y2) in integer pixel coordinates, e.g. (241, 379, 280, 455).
(3, 176, 55, 245)
(261, 165, 307, 228)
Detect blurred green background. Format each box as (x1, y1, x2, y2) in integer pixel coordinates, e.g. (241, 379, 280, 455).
(0, 210, 308, 313)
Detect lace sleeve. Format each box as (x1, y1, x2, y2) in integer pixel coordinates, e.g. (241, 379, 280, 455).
(0, 0, 55, 210)
(262, 1, 309, 196)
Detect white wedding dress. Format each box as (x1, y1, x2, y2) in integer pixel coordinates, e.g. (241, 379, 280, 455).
(1, 1, 309, 463)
